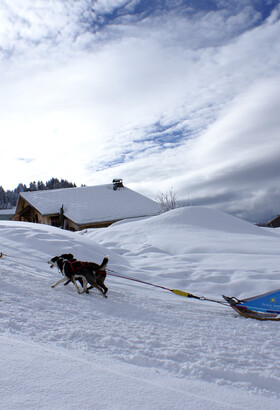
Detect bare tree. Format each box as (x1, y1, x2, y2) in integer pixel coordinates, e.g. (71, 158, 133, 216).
(155, 187, 179, 212)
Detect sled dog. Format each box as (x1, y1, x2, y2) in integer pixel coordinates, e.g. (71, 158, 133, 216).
(48, 254, 108, 296)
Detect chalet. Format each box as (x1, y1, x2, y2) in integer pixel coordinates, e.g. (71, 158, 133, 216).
(0, 208, 15, 220)
(266, 215, 280, 228)
(10, 179, 161, 231)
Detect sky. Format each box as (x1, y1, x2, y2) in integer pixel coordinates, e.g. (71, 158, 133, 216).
(0, 0, 280, 222)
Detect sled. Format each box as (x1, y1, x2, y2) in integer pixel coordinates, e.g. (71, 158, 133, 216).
(223, 290, 280, 321)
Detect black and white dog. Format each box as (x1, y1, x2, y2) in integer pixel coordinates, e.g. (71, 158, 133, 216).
(48, 253, 108, 296)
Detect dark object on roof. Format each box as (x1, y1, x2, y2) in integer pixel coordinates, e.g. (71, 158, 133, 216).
(113, 179, 124, 190)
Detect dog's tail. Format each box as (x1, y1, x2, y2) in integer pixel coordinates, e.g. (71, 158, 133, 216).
(99, 255, 109, 271)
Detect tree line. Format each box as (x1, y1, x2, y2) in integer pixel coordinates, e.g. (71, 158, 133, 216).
(0, 178, 76, 209)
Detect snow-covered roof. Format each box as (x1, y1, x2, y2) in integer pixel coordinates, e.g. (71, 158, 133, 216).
(0, 208, 15, 215)
(19, 184, 161, 225)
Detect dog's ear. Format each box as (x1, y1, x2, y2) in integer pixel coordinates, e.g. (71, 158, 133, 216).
(61, 253, 74, 260)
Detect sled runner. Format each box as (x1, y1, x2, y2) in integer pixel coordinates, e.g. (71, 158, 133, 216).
(223, 289, 280, 321)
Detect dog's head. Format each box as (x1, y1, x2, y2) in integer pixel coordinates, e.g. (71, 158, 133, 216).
(48, 253, 76, 268)
(48, 256, 60, 268)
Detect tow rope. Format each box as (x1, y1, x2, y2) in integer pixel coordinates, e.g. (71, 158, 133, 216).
(105, 269, 228, 305)
(0, 251, 228, 306)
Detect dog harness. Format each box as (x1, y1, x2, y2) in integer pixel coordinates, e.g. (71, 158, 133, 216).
(69, 261, 88, 272)
(68, 261, 105, 275)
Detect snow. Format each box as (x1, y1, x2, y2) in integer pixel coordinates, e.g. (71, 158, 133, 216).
(0, 208, 15, 221)
(1, 206, 280, 409)
(0, 208, 15, 215)
(19, 184, 161, 224)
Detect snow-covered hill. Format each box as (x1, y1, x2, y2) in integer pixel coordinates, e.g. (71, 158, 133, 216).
(1, 207, 280, 409)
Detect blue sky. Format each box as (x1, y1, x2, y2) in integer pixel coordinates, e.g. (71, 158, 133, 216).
(0, 0, 280, 222)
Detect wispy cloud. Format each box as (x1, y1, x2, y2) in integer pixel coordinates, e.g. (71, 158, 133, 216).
(16, 158, 35, 163)
(0, 0, 279, 221)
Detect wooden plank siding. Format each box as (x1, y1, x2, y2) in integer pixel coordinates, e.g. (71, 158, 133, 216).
(12, 197, 62, 227)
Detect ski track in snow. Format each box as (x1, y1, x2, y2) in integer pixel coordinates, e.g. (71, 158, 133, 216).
(1, 253, 280, 398)
(1, 208, 280, 408)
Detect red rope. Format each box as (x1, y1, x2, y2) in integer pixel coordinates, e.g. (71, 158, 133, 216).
(106, 269, 172, 292)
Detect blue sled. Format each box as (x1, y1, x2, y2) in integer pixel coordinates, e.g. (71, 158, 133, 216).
(223, 289, 280, 320)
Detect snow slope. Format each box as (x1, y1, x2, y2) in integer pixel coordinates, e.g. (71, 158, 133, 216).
(1, 207, 280, 409)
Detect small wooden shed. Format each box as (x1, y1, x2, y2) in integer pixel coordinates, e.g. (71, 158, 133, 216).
(0, 208, 15, 220)
(10, 180, 161, 231)
(266, 215, 280, 228)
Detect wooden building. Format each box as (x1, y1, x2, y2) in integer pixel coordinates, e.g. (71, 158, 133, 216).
(0, 208, 15, 221)
(10, 180, 161, 231)
(266, 215, 280, 228)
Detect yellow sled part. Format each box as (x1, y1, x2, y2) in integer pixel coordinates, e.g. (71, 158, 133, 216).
(172, 289, 190, 298)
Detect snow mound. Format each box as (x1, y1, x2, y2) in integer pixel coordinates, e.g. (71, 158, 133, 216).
(128, 206, 274, 236)
(88, 206, 280, 299)
(0, 220, 126, 269)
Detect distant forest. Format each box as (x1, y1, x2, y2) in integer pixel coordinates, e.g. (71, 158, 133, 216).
(0, 178, 77, 209)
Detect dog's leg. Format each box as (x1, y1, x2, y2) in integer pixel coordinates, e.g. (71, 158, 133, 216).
(87, 282, 108, 295)
(73, 275, 88, 294)
(87, 281, 108, 298)
(79, 276, 88, 294)
(72, 276, 82, 294)
(51, 277, 68, 288)
(96, 284, 108, 298)
(95, 271, 108, 295)
(64, 278, 84, 287)
(99, 283, 108, 295)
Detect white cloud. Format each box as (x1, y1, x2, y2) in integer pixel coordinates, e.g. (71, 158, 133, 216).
(0, 0, 280, 221)
(174, 76, 280, 220)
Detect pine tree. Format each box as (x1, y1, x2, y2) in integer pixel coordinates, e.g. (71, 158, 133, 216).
(0, 179, 78, 209)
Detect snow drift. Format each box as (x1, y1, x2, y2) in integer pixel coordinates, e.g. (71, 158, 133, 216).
(1, 207, 280, 409)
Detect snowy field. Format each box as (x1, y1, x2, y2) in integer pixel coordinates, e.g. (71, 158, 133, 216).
(1, 207, 280, 409)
